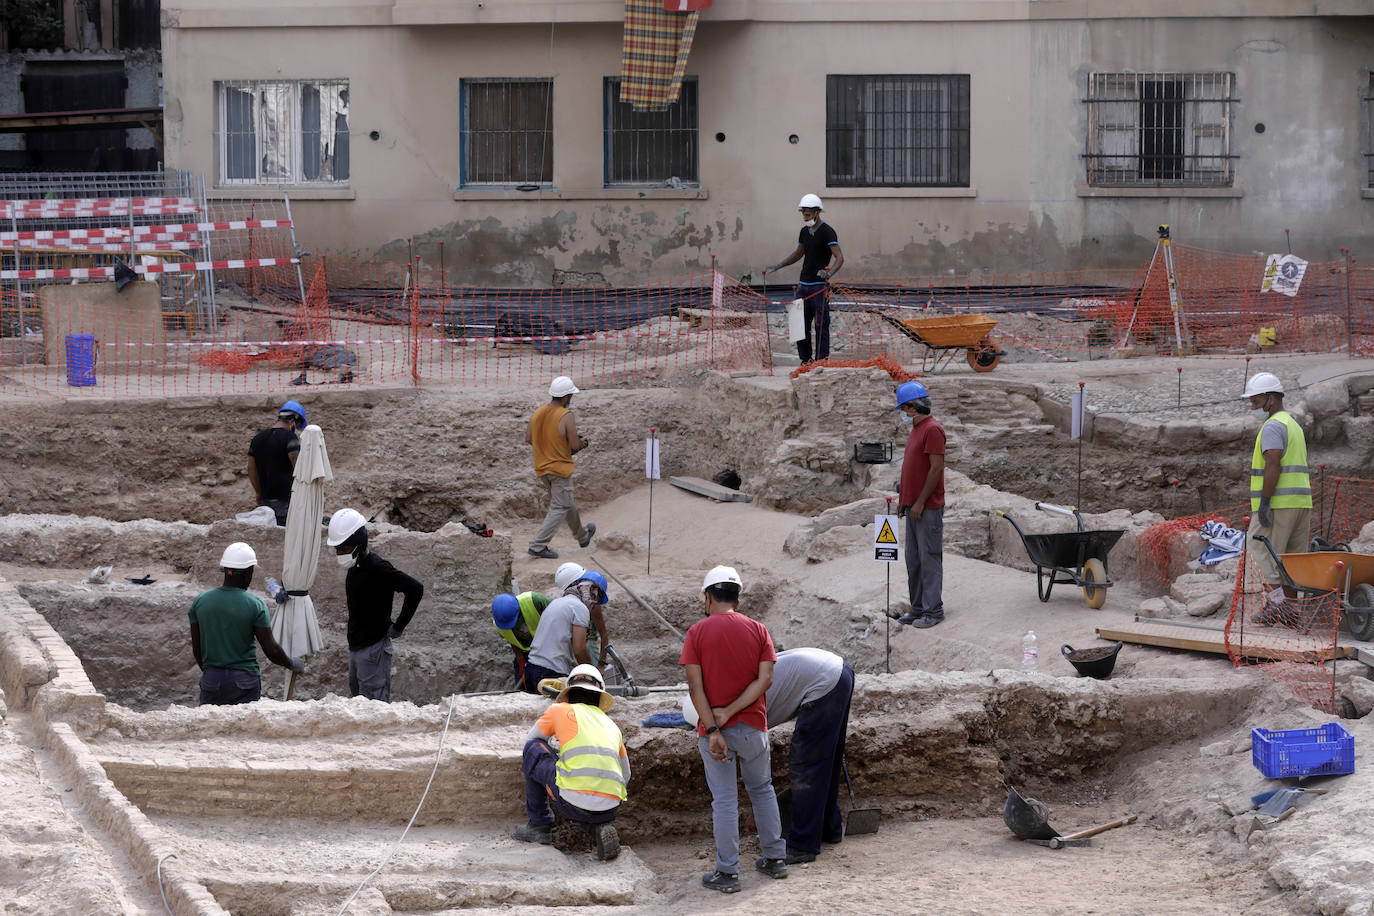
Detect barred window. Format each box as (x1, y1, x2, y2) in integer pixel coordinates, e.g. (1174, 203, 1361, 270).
(603, 78, 698, 187)
(1365, 73, 1374, 188)
(826, 75, 970, 188)
(1085, 72, 1235, 187)
(217, 80, 349, 185)
(461, 79, 553, 187)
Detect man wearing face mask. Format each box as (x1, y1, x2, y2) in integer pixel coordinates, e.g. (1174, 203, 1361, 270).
(894, 381, 946, 628)
(522, 571, 611, 694)
(326, 508, 425, 701)
(763, 194, 844, 364)
(1242, 372, 1311, 598)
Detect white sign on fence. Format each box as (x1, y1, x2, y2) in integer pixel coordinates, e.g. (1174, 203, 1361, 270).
(874, 514, 901, 563)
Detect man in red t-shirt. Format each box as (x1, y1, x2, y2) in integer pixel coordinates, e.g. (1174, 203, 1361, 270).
(895, 381, 947, 628)
(680, 565, 788, 894)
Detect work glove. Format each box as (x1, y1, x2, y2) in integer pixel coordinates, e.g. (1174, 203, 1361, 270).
(289, 656, 305, 673)
(1257, 498, 1273, 529)
(817, 267, 831, 280)
(388, 625, 403, 640)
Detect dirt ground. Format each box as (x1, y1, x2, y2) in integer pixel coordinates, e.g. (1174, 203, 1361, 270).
(2, 351, 1374, 914)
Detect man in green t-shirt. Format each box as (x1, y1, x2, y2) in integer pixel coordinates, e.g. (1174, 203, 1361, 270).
(188, 542, 304, 706)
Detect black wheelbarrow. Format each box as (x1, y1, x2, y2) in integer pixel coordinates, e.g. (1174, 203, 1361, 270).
(997, 502, 1124, 609)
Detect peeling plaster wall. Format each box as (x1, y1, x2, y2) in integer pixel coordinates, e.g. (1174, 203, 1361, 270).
(162, 12, 1374, 285)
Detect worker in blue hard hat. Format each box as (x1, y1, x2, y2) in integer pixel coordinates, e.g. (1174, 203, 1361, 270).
(492, 590, 551, 686)
(522, 570, 612, 694)
(247, 399, 307, 526)
(894, 380, 946, 628)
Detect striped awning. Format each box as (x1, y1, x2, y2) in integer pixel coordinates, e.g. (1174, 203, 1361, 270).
(620, 0, 701, 111)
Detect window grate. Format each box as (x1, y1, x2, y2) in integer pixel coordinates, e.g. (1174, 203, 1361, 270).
(1364, 74, 1374, 188)
(603, 78, 698, 187)
(1084, 72, 1235, 187)
(216, 80, 349, 186)
(461, 78, 553, 187)
(826, 75, 970, 188)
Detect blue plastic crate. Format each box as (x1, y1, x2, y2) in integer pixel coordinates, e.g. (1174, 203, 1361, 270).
(1251, 722, 1355, 779)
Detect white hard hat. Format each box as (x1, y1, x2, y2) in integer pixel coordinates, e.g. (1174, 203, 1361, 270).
(557, 663, 614, 711)
(549, 376, 580, 398)
(1242, 372, 1284, 398)
(702, 565, 743, 592)
(555, 562, 585, 590)
(326, 507, 368, 546)
(798, 193, 823, 210)
(220, 542, 257, 570)
(681, 693, 699, 728)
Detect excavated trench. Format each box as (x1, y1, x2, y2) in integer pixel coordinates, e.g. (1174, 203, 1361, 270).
(3, 361, 1373, 912)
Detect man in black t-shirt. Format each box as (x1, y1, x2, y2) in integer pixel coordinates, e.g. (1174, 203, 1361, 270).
(765, 193, 844, 363)
(247, 400, 305, 525)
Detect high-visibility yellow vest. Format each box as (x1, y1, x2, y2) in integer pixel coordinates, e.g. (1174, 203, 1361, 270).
(495, 591, 547, 653)
(555, 704, 628, 801)
(1250, 411, 1311, 510)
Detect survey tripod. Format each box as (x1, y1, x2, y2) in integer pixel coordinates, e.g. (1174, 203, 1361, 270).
(1117, 224, 1192, 357)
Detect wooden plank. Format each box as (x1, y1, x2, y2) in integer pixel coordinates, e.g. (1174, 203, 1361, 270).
(1096, 620, 1354, 664)
(667, 476, 753, 503)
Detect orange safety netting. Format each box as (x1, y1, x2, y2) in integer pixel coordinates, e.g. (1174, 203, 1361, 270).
(791, 356, 920, 382)
(1137, 476, 1374, 712)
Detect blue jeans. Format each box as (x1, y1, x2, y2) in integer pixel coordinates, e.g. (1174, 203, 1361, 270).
(698, 723, 785, 873)
(794, 282, 830, 362)
(198, 667, 262, 706)
(522, 739, 618, 827)
(904, 506, 945, 617)
(786, 663, 854, 853)
(349, 637, 393, 701)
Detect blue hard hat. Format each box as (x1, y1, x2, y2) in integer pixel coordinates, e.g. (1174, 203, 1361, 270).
(573, 570, 610, 604)
(491, 593, 520, 630)
(894, 380, 929, 409)
(278, 399, 306, 426)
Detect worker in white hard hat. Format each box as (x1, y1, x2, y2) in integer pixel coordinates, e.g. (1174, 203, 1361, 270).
(680, 565, 788, 893)
(247, 400, 306, 526)
(514, 663, 629, 861)
(526, 376, 595, 559)
(762, 193, 844, 364)
(523, 570, 612, 694)
(1242, 372, 1312, 596)
(188, 541, 303, 705)
(327, 508, 425, 701)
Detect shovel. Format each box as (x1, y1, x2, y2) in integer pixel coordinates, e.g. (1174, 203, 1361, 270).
(841, 757, 881, 835)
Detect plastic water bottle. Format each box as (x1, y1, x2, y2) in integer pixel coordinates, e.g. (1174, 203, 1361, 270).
(1022, 630, 1038, 670)
(265, 577, 286, 604)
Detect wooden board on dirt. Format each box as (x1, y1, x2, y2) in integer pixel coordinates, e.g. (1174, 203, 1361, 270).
(668, 476, 753, 503)
(1096, 619, 1355, 664)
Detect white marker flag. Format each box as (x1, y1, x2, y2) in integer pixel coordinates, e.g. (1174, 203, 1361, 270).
(645, 437, 660, 480)
(1260, 254, 1308, 297)
(1071, 392, 1085, 440)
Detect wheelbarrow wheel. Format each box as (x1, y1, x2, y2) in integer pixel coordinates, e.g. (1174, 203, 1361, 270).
(967, 336, 1002, 373)
(1346, 583, 1374, 642)
(1081, 558, 1108, 609)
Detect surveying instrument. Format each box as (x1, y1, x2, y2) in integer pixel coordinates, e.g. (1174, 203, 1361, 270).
(1117, 224, 1192, 357)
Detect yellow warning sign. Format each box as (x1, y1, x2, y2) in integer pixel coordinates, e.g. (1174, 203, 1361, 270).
(876, 519, 898, 544)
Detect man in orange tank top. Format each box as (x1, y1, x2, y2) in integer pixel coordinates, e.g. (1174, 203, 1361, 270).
(526, 376, 596, 559)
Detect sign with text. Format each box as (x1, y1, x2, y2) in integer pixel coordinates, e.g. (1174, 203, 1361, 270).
(874, 514, 901, 562)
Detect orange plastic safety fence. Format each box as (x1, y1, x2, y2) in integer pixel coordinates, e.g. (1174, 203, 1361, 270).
(790, 356, 920, 382)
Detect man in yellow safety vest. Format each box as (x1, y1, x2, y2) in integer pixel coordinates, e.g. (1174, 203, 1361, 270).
(1243, 372, 1311, 595)
(514, 664, 629, 861)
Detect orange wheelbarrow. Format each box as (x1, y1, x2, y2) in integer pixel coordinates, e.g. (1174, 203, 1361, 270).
(1252, 536, 1374, 641)
(864, 309, 1004, 373)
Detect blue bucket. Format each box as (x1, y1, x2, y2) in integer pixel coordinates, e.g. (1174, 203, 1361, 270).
(65, 334, 97, 387)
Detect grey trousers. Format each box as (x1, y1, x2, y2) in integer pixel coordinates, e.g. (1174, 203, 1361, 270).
(698, 724, 785, 873)
(349, 637, 393, 701)
(904, 506, 945, 617)
(529, 473, 588, 550)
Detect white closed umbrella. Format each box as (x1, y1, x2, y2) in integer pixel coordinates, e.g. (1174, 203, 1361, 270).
(273, 423, 332, 698)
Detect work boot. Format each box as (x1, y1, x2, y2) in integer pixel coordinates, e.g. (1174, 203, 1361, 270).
(784, 848, 817, 864)
(896, 611, 922, 626)
(754, 856, 788, 878)
(912, 614, 944, 629)
(514, 821, 552, 844)
(528, 546, 559, 559)
(578, 523, 597, 548)
(591, 822, 620, 861)
(701, 871, 741, 893)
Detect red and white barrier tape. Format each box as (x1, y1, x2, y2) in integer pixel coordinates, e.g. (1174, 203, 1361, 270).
(0, 219, 291, 243)
(0, 257, 299, 280)
(1, 197, 201, 219)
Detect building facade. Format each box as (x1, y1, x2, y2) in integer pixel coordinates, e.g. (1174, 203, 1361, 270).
(160, 0, 1374, 285)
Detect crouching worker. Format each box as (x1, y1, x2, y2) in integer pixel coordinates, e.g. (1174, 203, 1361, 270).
(515, 664, 629, 861)
(492, 590, 549, 687)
